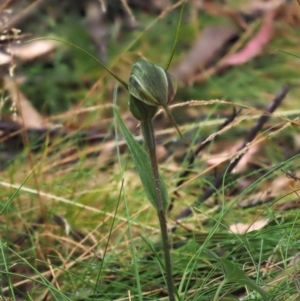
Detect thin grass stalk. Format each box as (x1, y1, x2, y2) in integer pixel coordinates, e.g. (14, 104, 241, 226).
(141, 120, 176, 301)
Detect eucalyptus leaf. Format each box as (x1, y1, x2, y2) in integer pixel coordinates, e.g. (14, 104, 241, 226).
(114, 108, 169, 211)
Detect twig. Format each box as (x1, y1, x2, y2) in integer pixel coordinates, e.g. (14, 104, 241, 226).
(168, 108, 238, 212)
(175, 86, 290, 221)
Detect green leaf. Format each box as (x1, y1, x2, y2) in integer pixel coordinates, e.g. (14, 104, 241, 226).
(114, 108, 169, 211)
(277, 49, 300, 59)
(204, 249, 270, 300)
(0, 164, 40, 215)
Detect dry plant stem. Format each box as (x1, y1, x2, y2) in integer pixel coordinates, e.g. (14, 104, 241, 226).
(175, 86, 290, 221)
(12, 216, 44, 246)
(141, 121, 176, 301)
(168, 108, 238, 212)
(13, 80, 46, 219)
(0, 121, 108, 144)
(0, 0, 13, 11)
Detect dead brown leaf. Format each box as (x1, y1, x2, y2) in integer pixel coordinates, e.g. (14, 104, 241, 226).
(205, 138, 262, 173)
(4, 76, 45, 128)
(172, 25, 239, 84)
(202, 1, 248, 29)
(240, 0, 293, 17)
(11, 40, 57, 61)
(0, 51, 11, 64)
(221, 11, 275, 66)
(229, 219, 269, 234)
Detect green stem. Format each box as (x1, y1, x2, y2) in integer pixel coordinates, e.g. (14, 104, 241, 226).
(163, 105, 184, 141)
(213, 278, 227, 301)
(165, 0, 186, 71)
(141, 121, 176, 301)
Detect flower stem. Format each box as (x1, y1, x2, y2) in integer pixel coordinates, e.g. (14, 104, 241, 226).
(141, 120, 176, 301)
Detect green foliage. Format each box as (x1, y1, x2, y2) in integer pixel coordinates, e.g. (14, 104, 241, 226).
(205, 249, 270, 300)
(114, 108, 169, 211)
(3, 1, 300, 300)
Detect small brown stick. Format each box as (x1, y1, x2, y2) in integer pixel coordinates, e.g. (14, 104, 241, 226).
(175, 86, 290, 221)
(168, 108, 238, 212)
(0, 120, 108, 142)
(281, 169, 300, 182)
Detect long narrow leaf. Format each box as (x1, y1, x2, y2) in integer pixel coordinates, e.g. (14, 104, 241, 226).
(0, 164, 39, 215)
(204, 249, 270, 300)
(114, 108, 169, 211)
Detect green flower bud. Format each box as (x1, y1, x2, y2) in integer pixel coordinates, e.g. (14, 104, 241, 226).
(129, 94, 158, 122)
(128, 58, 185, 141)
(128, 59, 177, 107)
